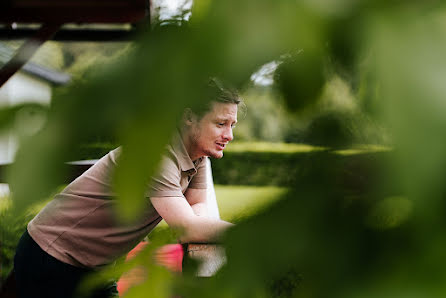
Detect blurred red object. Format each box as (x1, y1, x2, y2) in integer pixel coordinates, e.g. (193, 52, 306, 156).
(154, 244, 184, 272)
(116, 242, 183, 296)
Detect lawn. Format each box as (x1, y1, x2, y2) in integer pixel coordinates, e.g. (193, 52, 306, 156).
(215, 185, 288, 222)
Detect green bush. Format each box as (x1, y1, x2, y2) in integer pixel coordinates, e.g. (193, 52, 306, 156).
(0, 198, 33, 281)
(211, 142, 391, 188)
(0, 197, 55, 282)
(72, 142, 118, 160)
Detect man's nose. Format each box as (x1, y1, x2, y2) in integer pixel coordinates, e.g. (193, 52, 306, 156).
(223, 127, 233, 141)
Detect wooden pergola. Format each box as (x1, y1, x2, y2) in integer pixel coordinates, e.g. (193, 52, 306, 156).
(0, 0, 151, 88)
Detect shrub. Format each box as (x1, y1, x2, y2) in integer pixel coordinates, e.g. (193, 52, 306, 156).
(211, 142, 391, 188)
(0, 198, 33, 281)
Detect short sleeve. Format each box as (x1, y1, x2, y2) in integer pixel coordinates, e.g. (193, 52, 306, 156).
(188, 157, 208, 189)
(146, 155, 184, 198)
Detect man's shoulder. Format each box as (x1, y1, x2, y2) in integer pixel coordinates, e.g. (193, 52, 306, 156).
(156, 146, 182, 178)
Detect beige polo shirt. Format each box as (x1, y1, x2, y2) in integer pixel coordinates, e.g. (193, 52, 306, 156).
(27, 133, 207, 268)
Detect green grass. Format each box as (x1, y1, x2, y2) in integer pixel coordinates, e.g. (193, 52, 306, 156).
(333, 144, 391, 156)
(227, 141, 390, 155)
(227, 142, 325, 153)
(215, 185, 288, 222)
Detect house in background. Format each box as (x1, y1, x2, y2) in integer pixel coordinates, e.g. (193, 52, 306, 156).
(0, 42, 70, 196)
(0, 42, 70, 163)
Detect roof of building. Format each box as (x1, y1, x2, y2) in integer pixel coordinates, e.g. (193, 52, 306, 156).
(0, 43, 71, 85)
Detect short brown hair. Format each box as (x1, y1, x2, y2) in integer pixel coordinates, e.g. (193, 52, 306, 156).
(194, 78, 244, 119)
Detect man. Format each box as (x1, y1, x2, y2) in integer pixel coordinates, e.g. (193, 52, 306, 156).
(13, 80, 241, 298)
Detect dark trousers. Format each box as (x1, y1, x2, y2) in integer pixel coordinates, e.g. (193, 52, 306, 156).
(13, 230, 118, 298)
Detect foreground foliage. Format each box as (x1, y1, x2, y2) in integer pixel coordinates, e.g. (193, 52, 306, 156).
(2, 0, 446, 296)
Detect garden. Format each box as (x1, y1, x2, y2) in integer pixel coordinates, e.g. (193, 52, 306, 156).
(2, 0, 446, 297)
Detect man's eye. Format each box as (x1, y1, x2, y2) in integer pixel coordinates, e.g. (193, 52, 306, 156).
(217, 123, 225, 126)
(231, 124, 237, 129)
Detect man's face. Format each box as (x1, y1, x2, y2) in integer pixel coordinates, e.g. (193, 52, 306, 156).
(189, 102, 238, 160)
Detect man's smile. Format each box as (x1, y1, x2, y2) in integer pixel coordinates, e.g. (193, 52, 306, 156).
(216, 142, 227, 150)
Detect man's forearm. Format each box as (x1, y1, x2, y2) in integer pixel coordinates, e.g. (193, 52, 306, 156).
(191, 202, 208, 217)
(179, 216, 234, 243)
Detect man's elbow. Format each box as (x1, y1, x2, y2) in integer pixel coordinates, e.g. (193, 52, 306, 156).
(179, 232, 204, 244)
(177, 218, 207, 243)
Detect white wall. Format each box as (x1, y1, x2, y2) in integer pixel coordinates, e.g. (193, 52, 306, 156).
(0, 72, 51, 163)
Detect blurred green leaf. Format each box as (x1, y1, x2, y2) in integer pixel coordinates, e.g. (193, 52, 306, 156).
(274, 51, 326, 112)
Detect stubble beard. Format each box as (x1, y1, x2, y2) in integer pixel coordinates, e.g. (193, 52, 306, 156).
(191, 131, 223, 160)
(205, 149, 223, 159)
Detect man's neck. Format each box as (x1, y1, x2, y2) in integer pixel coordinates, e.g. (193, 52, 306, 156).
(181, 129, 200, 162)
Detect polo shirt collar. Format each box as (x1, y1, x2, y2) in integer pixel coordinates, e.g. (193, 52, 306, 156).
(171, 131, 202, 174)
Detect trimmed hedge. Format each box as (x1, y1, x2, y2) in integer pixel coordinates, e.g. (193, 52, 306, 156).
(72, 142, 118, 160)
(211, 143, 391, 188)
(74, 142, 392, 190)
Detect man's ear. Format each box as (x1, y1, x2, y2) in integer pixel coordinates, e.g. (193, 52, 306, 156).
(182, 108, 197, 126)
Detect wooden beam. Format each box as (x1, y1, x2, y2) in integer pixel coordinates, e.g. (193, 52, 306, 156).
(0, 8, 147, 23)
(0, 28, 138, 41)
(0, 0, 148, 24)
(183, 244, 226, 277)
(0, 23, 61, 88)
